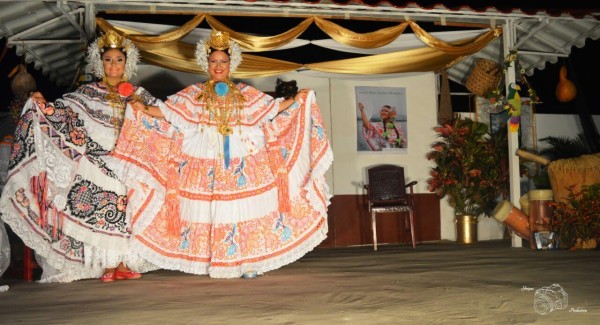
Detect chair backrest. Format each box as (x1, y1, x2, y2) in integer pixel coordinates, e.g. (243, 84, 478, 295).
(367, 165, 408, 206)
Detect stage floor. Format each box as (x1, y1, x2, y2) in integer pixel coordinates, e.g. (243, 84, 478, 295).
(1, 240, 598, 324)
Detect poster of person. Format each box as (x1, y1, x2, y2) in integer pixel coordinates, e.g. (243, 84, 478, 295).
(356, 86, 408, 153)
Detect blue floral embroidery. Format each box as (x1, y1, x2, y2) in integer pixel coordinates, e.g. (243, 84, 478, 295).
(179, 227, 190, 250)
(178, 160, 188, 175)
(225, 224, 238, 256)
(274, 213, 292, 242)
(313, 122, 324, 139)
(208, 167, 214, 190)
(234, 158, 246, 187)
(141, 117, 160, 130)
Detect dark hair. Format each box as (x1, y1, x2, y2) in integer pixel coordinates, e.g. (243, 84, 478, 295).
(101, 47, 127, 57)
(380, 105, 401, 142)
(209, 48, 230, 56)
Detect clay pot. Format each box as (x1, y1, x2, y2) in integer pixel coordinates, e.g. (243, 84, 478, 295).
(555, 65, 576, 103)
(9, 64, 37, 99)
(492, 200, 530, 240)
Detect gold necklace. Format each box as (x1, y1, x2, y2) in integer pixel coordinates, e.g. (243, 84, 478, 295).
(197, 79, 245, 135)
(103, 77, 126, 137)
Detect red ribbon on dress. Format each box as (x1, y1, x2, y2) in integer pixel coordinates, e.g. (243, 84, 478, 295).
(165, 157, 182, 236)
(30, 172, 49, 229)
(277, 167, 291, 213)
(267, 143, 290, 213)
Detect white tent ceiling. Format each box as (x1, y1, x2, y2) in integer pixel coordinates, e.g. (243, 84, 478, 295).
(1, 1, 599, 88)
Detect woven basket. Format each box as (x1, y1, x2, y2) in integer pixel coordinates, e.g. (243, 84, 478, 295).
(465, 58, 502, 97)
(547, 154, 600, 204)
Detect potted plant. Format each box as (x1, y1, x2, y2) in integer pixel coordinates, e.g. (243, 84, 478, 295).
(549, 183, 600, 250)
(427, 115, 509, 243)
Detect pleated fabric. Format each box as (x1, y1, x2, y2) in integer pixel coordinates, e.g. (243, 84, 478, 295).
(0, 83, 158, 282)
(108, 83, 333, 278)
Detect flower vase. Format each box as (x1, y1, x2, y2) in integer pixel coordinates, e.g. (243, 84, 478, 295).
(455, 215, 478, 244)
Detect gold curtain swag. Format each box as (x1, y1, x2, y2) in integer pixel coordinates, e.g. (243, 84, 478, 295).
(408, 21, 502, 54)
(140, 41, 302, 78)
(314, 17, 409, 49)
(96, 15, 502, 77)
(206, 15, 314, 52)
(307, 46, 470, 75)
(96, 15, 205, 51)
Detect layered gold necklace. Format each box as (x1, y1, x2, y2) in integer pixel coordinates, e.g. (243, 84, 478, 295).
(103, 77, 126, 137)
(197, 79, 245, 135)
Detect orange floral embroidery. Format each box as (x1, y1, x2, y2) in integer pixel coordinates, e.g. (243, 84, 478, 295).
(117, 196, 127, 211)
(69, 128, 86, 146)
(40, 103, 55, 116)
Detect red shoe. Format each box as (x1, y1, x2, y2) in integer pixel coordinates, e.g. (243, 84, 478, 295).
(114, 270, 142, 280)
(100, 272, 115, 283)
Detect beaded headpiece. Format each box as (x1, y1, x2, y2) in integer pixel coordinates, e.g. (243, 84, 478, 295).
(87, 30, 140, 80)
(195, 30, 242, 73)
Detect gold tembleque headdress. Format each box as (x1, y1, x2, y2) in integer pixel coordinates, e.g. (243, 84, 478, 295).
(195, 30, 242, 73)
(97, 30, 127, 50)
(87, 30, 140, 80)
(207, 31, 230, 51)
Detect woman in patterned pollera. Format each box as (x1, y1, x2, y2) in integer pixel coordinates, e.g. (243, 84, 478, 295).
(108, 30, 333, 279)
(0, 31, 158, 283)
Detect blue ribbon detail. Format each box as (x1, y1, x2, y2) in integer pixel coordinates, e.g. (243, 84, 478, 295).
(224, 135, 230, 169)
(216, 81, 230, 168)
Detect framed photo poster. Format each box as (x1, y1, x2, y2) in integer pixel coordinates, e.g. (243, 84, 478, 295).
(355, 86, 408, 153)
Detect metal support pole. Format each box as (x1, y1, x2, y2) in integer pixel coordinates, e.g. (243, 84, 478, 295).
(503, 20, 522, 248)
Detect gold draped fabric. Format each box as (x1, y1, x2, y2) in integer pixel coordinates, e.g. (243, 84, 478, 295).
(314, 17, 409, 49)
(306, 46, 471, 75)
(206, 15, 314, 52)
(408, 21, 502, 54)
(97, 16, 206, 51)
(134, 38, 303, 78)
(97, 14, 502, 77)
(141, 43, 302, 78)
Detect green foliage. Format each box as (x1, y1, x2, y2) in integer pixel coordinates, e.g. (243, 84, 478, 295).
(550, 183, 600, 247)
(427, 116, 509, 217)
(527, 134, 593, 192)
(539, 134, 592, 161)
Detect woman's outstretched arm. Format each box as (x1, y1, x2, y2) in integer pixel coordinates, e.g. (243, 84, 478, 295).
(277, 89, 309, 113)
(358, 102, 372, 130)
(129, 99, 165, 118)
